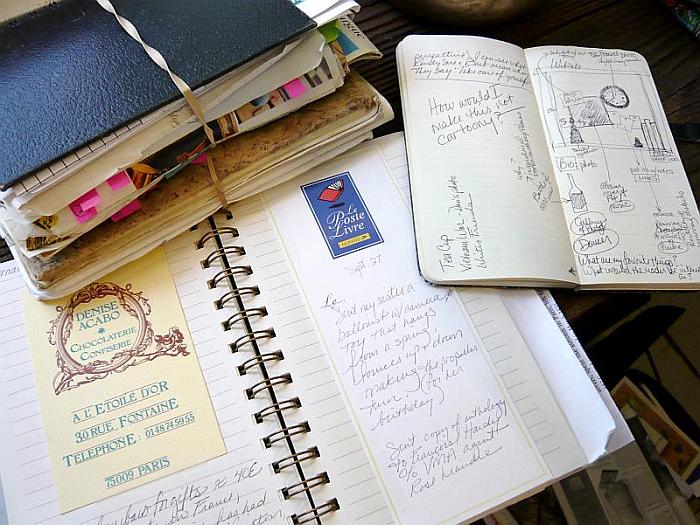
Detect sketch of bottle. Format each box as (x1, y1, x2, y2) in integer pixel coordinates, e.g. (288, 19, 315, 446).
(567, 173, 587, 212)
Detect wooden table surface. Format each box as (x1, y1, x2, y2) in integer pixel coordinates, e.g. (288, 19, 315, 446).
(1, 0, 698, 327)
(352, 0, 700, 330)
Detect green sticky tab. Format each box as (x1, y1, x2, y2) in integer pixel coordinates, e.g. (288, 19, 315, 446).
(318, 21, 340, 43)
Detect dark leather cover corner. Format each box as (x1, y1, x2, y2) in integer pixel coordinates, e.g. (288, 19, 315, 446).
(0, 0, 315, 189)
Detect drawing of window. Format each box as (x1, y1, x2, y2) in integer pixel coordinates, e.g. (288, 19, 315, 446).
(571, 98, 613, 129)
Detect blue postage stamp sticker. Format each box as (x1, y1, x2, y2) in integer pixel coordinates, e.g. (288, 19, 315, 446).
(301, 172, 383, 258)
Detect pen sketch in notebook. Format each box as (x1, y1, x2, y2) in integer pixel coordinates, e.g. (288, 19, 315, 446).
(527, 46, 700, 284)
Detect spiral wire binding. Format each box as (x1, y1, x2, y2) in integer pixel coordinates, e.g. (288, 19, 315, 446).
(292, 499, 340, 525)
(245, 373, 293, 399)
(214, 286, 260, 309)
(272, 446, 320, 473)
(282, 473, 330, 499)
(255, 397, 302, 423)
(201, 246, 246, 269)
(237, 351, 284, 375)
(230, 329, 276, 353)
(196, 214, 339, 523)
(262, 421, 313, 449)
(195, 226, 239, 248)
(222, 307, 268, 331)
(207, 265, 253, 288)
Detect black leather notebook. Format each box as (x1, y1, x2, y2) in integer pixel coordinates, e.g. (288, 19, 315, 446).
(0, 0, 315, 189)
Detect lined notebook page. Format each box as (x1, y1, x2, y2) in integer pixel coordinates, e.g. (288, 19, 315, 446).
(525, 46, 700, 288)
(260, 134, 591, 524)
(216, 202, 395, 525)
(396, 35, 575, 285)
(0, 135, 616, 525)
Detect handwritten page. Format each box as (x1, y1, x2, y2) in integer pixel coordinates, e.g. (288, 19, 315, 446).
(21, 248, 226, 512)
(526, 46, 700, 288)
(397, 35, 576, 286)
(262, 135, 597, 524)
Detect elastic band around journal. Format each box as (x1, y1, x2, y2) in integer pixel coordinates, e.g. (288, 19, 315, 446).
(95, 0, 229, 207)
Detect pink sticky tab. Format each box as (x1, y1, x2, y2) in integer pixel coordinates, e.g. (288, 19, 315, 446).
(190, 152, 208, 165)
(283, 78, 307, 99)
(73, 188, 101, 211)
(69, 188, 101, 223)
(69, 203, 97, 223)
(110, 199, 141, 222)
(107, 171, 131, 190)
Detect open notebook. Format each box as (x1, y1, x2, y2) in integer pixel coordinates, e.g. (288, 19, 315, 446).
(0, 134, 626, 524)
(397, 35, 700, 290)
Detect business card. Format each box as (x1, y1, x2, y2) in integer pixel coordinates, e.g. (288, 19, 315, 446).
(23, 248, 225, 512)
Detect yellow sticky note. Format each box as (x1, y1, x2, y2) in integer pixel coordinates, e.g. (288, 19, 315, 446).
(23, 247, 225, 512)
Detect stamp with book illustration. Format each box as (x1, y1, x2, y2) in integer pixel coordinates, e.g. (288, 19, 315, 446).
(301, 171, 383, 258)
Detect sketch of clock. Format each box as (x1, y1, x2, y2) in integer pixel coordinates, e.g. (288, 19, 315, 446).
(600, 85, 630, 109)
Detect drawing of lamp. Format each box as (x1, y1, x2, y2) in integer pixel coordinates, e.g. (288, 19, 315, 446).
(567, 173, 587, 212)
(569, 116, 583, 144)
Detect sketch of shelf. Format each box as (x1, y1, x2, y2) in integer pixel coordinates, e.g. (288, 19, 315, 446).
(640, 118, 671, 158)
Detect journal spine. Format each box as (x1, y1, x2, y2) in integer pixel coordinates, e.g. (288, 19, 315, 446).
(195, 215, 339, 524)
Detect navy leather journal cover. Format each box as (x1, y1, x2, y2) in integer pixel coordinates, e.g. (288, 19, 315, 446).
(0, 0, 315, 189)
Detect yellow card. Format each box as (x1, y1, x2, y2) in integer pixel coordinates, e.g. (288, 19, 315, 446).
(23, 248, 226, 512)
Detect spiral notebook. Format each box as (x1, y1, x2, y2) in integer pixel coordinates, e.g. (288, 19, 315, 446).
(0, 134, 622, 524)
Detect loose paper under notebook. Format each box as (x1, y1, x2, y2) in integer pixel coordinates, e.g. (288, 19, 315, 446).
(396, 35, 700, 290)
(0, 134, 622, 525)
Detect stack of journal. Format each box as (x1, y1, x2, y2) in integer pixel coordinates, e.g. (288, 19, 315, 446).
(0, 0, 393, 299)
(0, 134, 630, 524)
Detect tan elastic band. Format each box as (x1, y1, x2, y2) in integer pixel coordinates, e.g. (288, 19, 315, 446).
(206, 153, 227, 209)
(95, 0, 228, 207)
